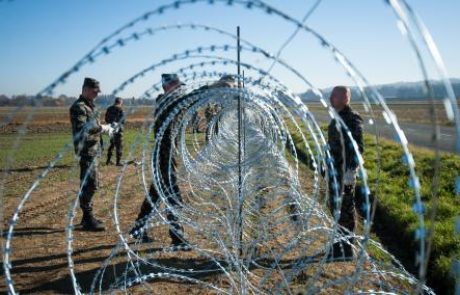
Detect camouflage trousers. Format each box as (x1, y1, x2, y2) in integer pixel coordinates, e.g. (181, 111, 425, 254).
(136, 140, 184, 242)
(205, 119, 220, 143)
(79, 156, 99, 213)
(107, 132, 123, 162)
(328, 181, 356, 234)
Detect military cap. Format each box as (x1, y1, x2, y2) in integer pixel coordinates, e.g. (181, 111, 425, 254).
(214, 74, 236, 88)
(161, 73, 180, 86)
(219, 74, 236, 83)
(83, 77, 101, 92)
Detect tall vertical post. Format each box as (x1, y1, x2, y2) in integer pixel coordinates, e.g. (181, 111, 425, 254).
(236, 26, 247, 293)
(242, 71, 246, 159)
(237, 26, 243, 257)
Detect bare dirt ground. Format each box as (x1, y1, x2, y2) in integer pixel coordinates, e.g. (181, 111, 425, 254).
(0, 151, 411, 294)
(1, 163, 142, 294)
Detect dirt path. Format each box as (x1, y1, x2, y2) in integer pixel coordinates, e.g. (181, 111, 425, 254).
(1, 163, 149, 294)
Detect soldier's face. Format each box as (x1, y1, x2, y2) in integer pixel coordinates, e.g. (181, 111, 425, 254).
(330, 89, 347, 111)
(163, 80, 180, 93)
(83, 87, 99, 100)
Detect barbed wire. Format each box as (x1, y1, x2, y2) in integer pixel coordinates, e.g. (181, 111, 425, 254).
(1, 0, 458, 294)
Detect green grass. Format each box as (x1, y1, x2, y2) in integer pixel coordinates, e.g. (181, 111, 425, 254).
(288, 122, 460, 294)
(363, 136, 460, 294)
(0, 129, 151, 202)
(0, 129, 148, 170)
(0, 132, 74, 169)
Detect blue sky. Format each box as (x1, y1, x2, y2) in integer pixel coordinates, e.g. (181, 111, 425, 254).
(0, 0, 459, 97)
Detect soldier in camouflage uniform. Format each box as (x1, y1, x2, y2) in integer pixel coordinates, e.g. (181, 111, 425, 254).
(105, 97, 125, 166)
(69, 77, 115, 231)
(204, 103, 219, 142)
(327, 86, 364, 259)
(204, 75, 235, 142)
(130, 74, 190, 247)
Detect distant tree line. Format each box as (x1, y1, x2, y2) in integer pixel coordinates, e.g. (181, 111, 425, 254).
(300, 79, 460, 102)
(0, 94, 155, 107)
(3, 78, 459, 107)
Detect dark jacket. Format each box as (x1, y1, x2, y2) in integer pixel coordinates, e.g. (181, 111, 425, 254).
(69, 95, 102, 157)
(154, 85, 198, 136)
(105, 104, 125, 132)
(327, 105, 364, 172)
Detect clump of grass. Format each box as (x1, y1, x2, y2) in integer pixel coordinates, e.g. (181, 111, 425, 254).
(360, 135, 459, 294)
(288, 122, 459, 294)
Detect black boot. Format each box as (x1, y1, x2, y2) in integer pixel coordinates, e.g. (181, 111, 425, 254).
(106, 155, 113, 165)
(326, 240, 353, 262)
(81, 212, 105, 231)
(116, 155, 123, 166)
(141, 233, 153, 243)
(129, 223, 153, 243)
(344, 238, 355, 257)
(169, 226, 191, 251)
(171, 236, 191, 251)
(130, 230, 153, 243)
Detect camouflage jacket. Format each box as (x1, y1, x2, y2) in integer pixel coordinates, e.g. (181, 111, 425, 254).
(69, 95, 102, 157)
(327, 105, 364, 172)
(105, 104, 125, 132)
(204, 103, 219, 120)
(154, 84, 228, 139)
(154, 87, 188, 136)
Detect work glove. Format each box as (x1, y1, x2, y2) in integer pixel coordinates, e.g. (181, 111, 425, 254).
(111, 122, 120, 133)
(343, 168, 357, 186)
(101, 124, 115, 137)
